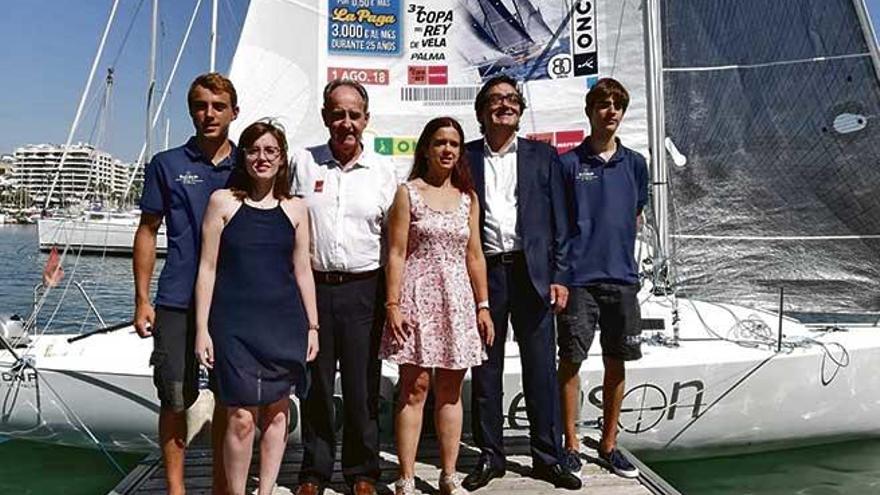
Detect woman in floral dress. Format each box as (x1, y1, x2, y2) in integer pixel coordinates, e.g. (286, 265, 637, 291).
(381, 116, 494, 495)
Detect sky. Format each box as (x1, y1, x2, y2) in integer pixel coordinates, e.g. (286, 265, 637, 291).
(0, 0, 249, 162)
(0, 0, 878, 163)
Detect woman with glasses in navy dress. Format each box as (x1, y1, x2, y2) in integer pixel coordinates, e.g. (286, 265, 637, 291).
(195, 121, 319, 494)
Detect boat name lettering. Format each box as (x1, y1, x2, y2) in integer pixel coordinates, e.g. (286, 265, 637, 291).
(587, 379, 706, 434)
(332, 8, 396, 28)
(1, 370, 37, 386)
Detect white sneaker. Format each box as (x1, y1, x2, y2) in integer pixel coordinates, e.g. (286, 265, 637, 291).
(394, 477, 417, 495)
(439, 472, 470, 495)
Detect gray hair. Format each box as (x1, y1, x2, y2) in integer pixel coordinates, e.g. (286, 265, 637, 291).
(322, 79, 370, 113)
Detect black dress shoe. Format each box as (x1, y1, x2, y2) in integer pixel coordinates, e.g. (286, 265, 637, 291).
(462, 458, 506, 491)
(532, 463, 583, 490)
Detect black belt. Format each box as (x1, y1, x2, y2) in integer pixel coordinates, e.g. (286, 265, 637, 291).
(313, 269, 379, 285)
(486, 251, 524, 265)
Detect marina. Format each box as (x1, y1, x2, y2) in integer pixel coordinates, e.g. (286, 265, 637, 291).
(1, 0, 880, 493)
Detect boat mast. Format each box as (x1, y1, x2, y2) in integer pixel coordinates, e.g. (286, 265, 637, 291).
(43, 0, 121, 210)
(211, 0, 218, 71)
(644, 0, 670, 279)
(145, 0, 158, 168)
(164, 118, 171, 151)
(123, 0, 204, 201)
(852, 0, 880, 83)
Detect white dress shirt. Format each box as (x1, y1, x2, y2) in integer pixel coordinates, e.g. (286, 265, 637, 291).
(482, 137, 522, 255)
(292, 143, 399, 273)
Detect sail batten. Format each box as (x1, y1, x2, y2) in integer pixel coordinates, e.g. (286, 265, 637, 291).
(664, 52, 873, 72)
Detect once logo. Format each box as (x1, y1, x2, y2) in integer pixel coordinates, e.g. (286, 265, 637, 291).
(374, 137, 418, 156)
(571, 0, 598, 77)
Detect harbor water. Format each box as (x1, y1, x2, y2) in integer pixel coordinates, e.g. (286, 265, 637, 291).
(1, 225, 879, 493)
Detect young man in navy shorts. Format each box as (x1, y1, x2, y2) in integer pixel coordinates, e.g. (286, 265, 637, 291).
(556, 78, 648, 480)
(133, 73, 239, 495)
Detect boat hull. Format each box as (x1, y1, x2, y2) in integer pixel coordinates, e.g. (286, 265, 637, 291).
(2, 298, 879, 458)
(37, 217, 167, 255)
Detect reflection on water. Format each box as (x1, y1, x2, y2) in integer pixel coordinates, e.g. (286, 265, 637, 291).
(0, 225, 161, 333)
(649, 438, 880, 495)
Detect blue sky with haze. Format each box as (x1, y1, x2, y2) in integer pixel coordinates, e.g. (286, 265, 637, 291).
(0, 0, 878, 162)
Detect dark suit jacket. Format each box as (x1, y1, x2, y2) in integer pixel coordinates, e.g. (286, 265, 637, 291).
(467, 137, 572, 303)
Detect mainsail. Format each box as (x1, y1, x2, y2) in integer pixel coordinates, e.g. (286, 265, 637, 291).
(230, 0, 649, 159)
(661, 0, 880, 314)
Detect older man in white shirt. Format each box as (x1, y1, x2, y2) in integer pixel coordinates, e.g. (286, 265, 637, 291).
(292, 79, 398, 495)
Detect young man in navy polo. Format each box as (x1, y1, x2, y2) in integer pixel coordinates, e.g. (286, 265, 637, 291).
(133, 73, 238, 495)
(556, 78, 648, 479)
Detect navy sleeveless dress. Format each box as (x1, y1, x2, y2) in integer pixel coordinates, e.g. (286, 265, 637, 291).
(209, 201, 308, 406)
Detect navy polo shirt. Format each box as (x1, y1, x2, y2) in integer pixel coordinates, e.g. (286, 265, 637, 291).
(560, 138, 649, 286)
(139, 137, 237, 309)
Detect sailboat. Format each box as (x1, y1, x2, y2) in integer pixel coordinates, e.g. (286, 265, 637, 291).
(38, 209, 167, 255)
(2, 0, 880, 460)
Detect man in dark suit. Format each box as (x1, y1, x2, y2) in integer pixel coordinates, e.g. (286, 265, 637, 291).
(462, 74, 581, 491)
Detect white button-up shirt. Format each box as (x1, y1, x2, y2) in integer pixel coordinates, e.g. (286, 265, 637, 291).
(482, 137, 522, 255)
(292, 144, 399, 273)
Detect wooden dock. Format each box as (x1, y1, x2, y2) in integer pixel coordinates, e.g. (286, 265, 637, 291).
(110, 436, 679, 495)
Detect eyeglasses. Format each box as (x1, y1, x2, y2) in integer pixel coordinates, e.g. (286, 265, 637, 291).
(245, 146, 281, 160)
(487, 93, 523, 106)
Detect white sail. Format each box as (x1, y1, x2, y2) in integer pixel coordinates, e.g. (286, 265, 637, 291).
(229, 0, 648, 158)
(228, 0, 322, 146)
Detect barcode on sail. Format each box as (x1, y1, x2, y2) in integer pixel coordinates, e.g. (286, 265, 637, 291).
(400, 86, 480, 103)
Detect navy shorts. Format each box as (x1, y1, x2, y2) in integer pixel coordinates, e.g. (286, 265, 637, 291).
(557, 283, 642, 363)
(149, 306, 200, 412)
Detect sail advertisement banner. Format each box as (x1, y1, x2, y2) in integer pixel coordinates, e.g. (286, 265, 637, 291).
(230, 0, 649, 171)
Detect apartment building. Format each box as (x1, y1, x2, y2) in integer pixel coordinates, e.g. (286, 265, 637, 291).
(12, 143, 134, 207)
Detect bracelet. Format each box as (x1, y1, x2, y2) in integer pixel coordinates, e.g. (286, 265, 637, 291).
(308, 323, 320, 331)
(385, 301, 400, 309)
(477, 300, 490, 311)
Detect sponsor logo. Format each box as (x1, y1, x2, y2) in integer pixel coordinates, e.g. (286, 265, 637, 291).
(175, 171, 203, 185)
(314, 180, 324, 193)
(576, 169, 598, 183)
(374, 136, 418, 156)
(571, 0, 599, 77)
(407, 65, 448, 85)
(526, 129, 584, 154)
(1, 369, 37, 388)
(327, 67, 389, 86)
(327, 1, 401, 56)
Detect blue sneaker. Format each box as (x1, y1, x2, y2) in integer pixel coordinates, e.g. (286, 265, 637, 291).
(600, 448, 640, 478)
(561, 449, 583, 476)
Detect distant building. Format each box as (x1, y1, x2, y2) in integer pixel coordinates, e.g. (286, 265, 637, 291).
(12, 143, 134, 208)
(0, 155, 13, 177)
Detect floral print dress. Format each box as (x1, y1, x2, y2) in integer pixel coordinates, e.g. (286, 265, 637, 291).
(379, 181, 487, 369)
